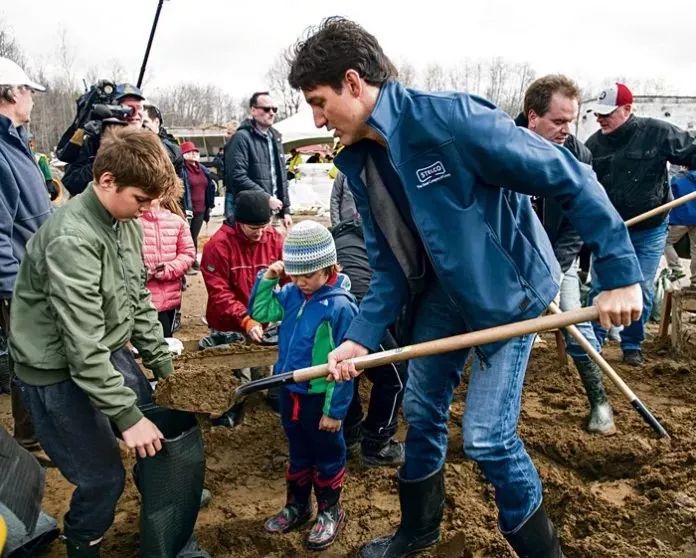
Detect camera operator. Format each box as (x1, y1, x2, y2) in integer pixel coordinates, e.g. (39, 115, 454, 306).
(61, 83, 145, 197)
(143, 103, 184, 179)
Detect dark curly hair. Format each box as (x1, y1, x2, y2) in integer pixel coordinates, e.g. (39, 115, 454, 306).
(288, 17, 397, 92)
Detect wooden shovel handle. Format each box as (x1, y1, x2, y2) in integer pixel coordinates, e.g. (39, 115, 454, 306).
(291, 306, 599, 384)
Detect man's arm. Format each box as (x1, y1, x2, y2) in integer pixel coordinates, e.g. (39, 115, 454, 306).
(226, 133, 266, 195)
(451, 94, 643, 292)
(0, 171, 19, 300)
(62, 142, 97, 197)
(45, 235, 144, 432)
(660, 121, 696, 168)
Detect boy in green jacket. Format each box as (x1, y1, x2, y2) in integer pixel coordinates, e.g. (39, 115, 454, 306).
(9, 127, 178, 556)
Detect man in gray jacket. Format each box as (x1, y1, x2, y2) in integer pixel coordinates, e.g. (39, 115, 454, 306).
(329, 171, 358, 226)
(0, 56, 52, 461)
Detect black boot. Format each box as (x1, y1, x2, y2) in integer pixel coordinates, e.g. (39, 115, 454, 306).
(63, 536, 102, 558)
(502, 503, 564, 558)
(362, 438, 405, 468)
(574, 359, 615, 435)
(358, 468, 444, 558)
(306, 470, 346, 550)
(265, 468, 313, 534)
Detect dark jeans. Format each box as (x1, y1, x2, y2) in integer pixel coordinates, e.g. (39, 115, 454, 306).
(343, 329, 406, 445)
(189, 213, 205, 258)
(0, 298, 38, 450)
(16, 347, 152, 542)
(280, 388, 346, 481)
(158, 309, 176, 338)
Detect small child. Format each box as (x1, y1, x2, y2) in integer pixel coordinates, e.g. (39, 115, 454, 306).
(250, 220, 358, 550)
(141, 188, 195, 337)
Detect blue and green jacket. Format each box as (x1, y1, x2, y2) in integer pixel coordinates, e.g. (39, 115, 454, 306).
(250, 272, 358, 420)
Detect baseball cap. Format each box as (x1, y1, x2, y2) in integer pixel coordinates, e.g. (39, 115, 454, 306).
(589, 83, 633, 116)
(114, 83, 145, 101)
(0, 57, 46, 91)
(180, 141, 199, 154)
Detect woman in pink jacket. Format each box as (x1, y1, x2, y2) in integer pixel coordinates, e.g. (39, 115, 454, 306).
(141, 192, 195, 337)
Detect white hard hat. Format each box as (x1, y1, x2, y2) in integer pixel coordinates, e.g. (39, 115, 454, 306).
(0, 57, 45, 91)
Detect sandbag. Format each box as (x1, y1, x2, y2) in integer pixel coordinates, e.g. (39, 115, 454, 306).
(133, 404, 209, 558)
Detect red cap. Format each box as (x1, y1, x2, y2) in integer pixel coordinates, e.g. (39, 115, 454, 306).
(590, 83, 634, 115)
(180, 141, 199, 154)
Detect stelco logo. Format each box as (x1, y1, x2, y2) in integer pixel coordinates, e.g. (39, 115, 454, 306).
(416, 161, 451, 187)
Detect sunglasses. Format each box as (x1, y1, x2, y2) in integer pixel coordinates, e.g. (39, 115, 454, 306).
(255, 105, 278, 114)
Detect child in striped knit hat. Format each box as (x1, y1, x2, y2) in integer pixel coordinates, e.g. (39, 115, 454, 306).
(249, 220, 358, 550)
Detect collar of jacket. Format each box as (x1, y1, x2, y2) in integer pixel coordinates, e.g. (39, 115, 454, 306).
(82, 183, 118, 228)
(605, 113, 638, 145)
(238, 117, 282, 141)
(0, 114, 31, 152)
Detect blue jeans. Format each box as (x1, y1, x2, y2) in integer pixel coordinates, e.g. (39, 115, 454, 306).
(224, 192, 235, 221)
(16, 347, 152, 542)
(402, 282, 541, 532)
(559, 261, 600, 362)
(591, 223, 667, 351)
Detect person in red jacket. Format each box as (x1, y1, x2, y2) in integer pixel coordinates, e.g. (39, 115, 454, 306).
(201, 190, 285, 424)
(140, 190, 195, 337)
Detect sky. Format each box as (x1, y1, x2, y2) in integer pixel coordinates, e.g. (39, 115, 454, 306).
(2, 0, 696, 100)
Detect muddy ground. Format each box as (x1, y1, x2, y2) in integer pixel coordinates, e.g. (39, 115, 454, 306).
(2, 238, 696, 557)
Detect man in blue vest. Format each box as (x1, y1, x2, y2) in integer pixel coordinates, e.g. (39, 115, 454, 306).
(288, 17, 642, 558)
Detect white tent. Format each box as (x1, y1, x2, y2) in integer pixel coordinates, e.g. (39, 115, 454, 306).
(274, 105, 335, 152)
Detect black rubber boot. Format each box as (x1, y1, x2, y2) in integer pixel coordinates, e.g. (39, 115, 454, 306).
(265, 469, 313, 534)
(502, 503, 564, 558)
(63, 536, 102, 558)
(358, 467, 444, 558)
(574, 359, 615, 435)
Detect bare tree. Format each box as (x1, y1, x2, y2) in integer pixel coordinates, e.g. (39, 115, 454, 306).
(0, 18, 25, 66)
(396, 61, 418, 88)
(423, 63, 448, 91)
(266, 47, 302, 120)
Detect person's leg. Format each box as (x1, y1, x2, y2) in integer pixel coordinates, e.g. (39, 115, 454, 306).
(0, 301, 41, 454)
(358, 283, 467, 558)
(620, 223, 669, 355)
(463, 334, 539, 531)
(560, 262, 614, 434)
(265, 388, 314, 534)
(463, 335, 564, 556)
(17, 379, 125, 548)
(189, 214, 205, 268)
(305, 393, 346, 550)
(157, 310, 175, 338)
(361, 329, 406, 466)
(689, 227, 696, 286)
(664, 225, 688, 274)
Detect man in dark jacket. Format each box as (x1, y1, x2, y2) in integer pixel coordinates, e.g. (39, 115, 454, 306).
(586, 83, 696, 365)
(289, 18, 642, 558)
(332, 218, 406, 467)
(224, 92, 292, 228)
(516, 75, 614, 436)
(0, 57, 53, 462)
(664, 169, 696, 284)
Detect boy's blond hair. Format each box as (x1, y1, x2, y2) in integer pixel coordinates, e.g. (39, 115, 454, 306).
(93, 127, 178, 199)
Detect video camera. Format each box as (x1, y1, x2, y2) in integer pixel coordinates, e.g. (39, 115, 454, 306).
(56, 79, 134, 160)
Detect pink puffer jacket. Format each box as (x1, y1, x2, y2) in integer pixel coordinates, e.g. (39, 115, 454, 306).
(140, 209, 195, 312)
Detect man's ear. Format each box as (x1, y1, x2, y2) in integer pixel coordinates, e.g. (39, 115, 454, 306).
(527, 109, 539, 130)
(344, 69, 363, 98)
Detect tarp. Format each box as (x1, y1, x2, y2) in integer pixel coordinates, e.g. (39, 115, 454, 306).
(274, 106, 334, 152)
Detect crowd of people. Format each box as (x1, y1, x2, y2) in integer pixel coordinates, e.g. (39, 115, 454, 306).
(1, 14, 696, 558)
